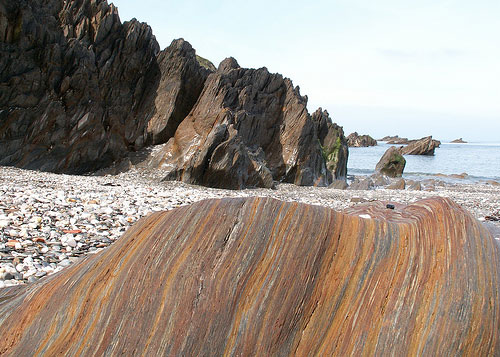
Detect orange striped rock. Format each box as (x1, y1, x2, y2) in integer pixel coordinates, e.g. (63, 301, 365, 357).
(0, 197, 498, 355)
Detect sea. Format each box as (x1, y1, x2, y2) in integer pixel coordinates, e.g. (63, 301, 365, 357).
(348, 142, 500, 183)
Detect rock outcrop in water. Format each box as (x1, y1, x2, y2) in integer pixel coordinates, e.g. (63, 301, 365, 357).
(0, 0, 347, 188)
(375, 145, 406, 177)
(0, 197, 499, 355)
(347, 131, 377, 147)
(379, 135, 409, 144)
(401, 135, 441, 155)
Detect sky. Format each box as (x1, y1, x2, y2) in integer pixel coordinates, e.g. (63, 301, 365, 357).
(110, 0, 500, 142)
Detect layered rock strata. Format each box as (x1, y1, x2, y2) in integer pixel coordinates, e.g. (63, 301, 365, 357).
(151, 59, 347, 189)
(375, 145, 406, 177)
(401, 136, 441, 155)
(0, 197, 499, 355)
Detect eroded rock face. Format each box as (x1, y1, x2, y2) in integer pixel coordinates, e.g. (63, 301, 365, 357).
(312, 108, 348, 180)
(146, 39, 211, 145)
(401, 135, 441, 155)
(0, 197, 499, 355)
(152, 59, 347, 189)
(0, 0, 211, 173)
(375, 146, 406, 177)
(0, 0, 162, 173)
(1, 0, 346, 188)
(347, 131, 377, 147)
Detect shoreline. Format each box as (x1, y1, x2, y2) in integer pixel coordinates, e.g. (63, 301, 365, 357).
(1, 166, 499, 288)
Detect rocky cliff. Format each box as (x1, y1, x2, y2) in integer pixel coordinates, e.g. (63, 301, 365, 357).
(0, 0, 209, 173)
(0, 0, 161, 172)
(0, 197, 498, 355)
(0, 0, 347, 188)
(148, 59, 347, 188)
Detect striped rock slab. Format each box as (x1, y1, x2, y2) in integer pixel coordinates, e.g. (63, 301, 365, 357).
(0, 197, 499, 355)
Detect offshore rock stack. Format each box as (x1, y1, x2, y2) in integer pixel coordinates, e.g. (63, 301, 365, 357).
(0, 197, 499, 355)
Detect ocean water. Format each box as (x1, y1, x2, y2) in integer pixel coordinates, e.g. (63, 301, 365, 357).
(348, 142, 500, 182)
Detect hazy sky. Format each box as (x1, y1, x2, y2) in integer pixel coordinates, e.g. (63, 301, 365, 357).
(110, 0, 500, 142)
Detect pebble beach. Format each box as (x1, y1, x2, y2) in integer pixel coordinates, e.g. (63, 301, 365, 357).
(1, 166, 499, 288)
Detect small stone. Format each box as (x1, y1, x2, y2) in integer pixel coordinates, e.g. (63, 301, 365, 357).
(63, 229, 81, 234)
(58, 259, 72, 267)
(3, 272, 15, 280)
(6, 240, 19, 248)
(15, 264, 24, 272)
(35, 271, 47, 278)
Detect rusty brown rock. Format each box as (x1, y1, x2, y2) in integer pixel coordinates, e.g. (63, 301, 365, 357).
(0, 196, 498, 355)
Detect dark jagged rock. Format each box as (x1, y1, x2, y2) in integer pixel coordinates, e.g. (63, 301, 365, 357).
(1, 0, 347, 189)
(0, 0, 160, 173)
(451, 138, 467, 143)
(195, 54, 216, 71)
(0, 0, 211, 173)
(1, 197, 499, 355)
(401, 136, 441, 155)
(347, 132, 377, 147)
(150, 60, 347, 189)
(146, 39, 211, 145)
(375, 146, 406, 177)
